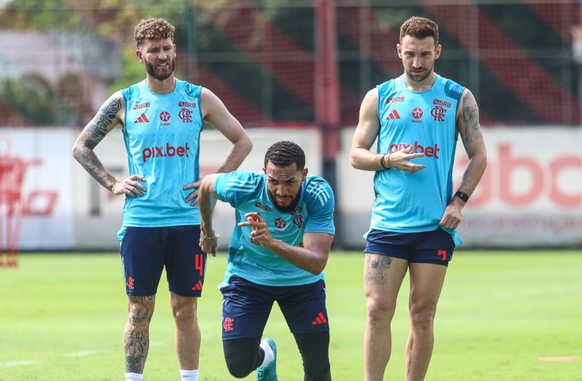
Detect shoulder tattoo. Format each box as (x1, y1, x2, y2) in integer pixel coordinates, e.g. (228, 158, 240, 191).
(81, 96, 123, 148)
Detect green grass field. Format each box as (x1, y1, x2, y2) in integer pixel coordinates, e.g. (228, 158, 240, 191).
(1, 251, 581, 381)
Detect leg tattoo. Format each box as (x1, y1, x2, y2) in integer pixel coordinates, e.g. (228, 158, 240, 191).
(124, 296, 154, 373)
(365, 254, 393, 285)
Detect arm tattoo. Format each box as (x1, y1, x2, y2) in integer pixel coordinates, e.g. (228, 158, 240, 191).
(364, 254, 392, 285)
(124, 295, 154, 373)
(462, 104, 482, 144)
(80, 96, 123, 149)
(73, 96, 123, 190)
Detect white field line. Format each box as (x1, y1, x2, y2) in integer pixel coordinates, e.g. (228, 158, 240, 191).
(0, 360, 40, 367)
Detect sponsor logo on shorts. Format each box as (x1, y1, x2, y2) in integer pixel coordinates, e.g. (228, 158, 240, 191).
(223, 317, 235, 332)
(126, 276, 135, 290)
(191, 280, 203, 291)
(312, 312, 328, 325)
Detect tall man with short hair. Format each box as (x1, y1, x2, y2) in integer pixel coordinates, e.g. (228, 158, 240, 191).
(72, 17, 252, 381)
(198, 141, 335, 381)
(350, 16, 487, 381)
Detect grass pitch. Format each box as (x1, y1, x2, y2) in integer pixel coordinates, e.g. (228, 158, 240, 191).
(0, 251, 581, 380)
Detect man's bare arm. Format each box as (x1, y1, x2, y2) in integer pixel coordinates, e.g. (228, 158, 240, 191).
(456, 89, 487, 197)
(72, 92, 145, 196)
(201, 87, 253, 173)
(439, 89, 487, 229)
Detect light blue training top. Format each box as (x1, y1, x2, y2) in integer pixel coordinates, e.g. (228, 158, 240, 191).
(119, 78, 204, 228)
(213, 171, 335, 287)
(369, 73, 464, 246)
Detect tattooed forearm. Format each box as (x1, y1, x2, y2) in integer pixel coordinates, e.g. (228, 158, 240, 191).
(72, 95, 123, 191)
(462, 104, 483, 144)
(364, 254, 392, 284)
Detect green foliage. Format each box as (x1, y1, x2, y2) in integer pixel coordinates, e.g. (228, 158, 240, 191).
(0, 74, 71, 125)
(0, 251, 581, 380)
(2, 0, 81, 31)
(108, 44, 146, 93)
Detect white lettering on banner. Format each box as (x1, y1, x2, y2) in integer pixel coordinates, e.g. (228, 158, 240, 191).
(455, 143, 582, 208)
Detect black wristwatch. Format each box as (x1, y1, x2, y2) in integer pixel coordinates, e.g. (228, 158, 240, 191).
(454, 191, 469, 203)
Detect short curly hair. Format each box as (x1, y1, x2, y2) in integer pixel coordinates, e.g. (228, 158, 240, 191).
(400, 16, 439, 46)
(264, 141, 306, 171)
(134, 18, 175, 48)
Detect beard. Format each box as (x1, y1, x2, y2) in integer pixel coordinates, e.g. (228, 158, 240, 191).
(145, 57, 176, 81)
(268, 187, 302, 214)
(405, 63, 434, 83)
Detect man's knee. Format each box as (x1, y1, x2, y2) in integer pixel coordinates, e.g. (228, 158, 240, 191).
(171, 294, 198, 322)
(409, 303, 437, 331)
(223, 337, 263, 379)
(225, 356, 257, 379)
(172, 301, 197, 322)
(366, 297, 396, 323)
(128, 295, 155, 325)
(304, 360, 331, 381)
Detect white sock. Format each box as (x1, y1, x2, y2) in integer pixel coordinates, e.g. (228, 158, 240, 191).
(125, 373, 143, 381)
(179, 369, 199, 381)
(260, 341, 274, 367)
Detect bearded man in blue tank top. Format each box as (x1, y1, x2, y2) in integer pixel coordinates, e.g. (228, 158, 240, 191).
(350, 16, 488, 381)
(198, 141, 335, 381)
(72, 18, 252, 381)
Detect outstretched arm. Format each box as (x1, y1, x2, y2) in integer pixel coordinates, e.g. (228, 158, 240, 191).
(239, 212, 333, 275)
(72, 92, 147, 197)
(439, 89, 487, 229)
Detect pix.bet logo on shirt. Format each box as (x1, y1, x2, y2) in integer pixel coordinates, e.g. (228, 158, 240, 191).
(389, 141, 441, 159)
(142, 142, 190, 163)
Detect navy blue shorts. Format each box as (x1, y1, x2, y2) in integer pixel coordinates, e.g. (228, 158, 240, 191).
(220, 275, 329, 340)
(118, 225, 207, 297)
(365, 227, 455, 266)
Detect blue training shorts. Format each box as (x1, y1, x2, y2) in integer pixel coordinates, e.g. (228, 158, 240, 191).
(365, 227, 455, 266)
(220, 275, 329, 340)
(118, 225, 207, 297)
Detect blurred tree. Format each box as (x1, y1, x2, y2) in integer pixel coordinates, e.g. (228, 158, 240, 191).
(0, 74, 72, 125)
(0, 0, 80, 31)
